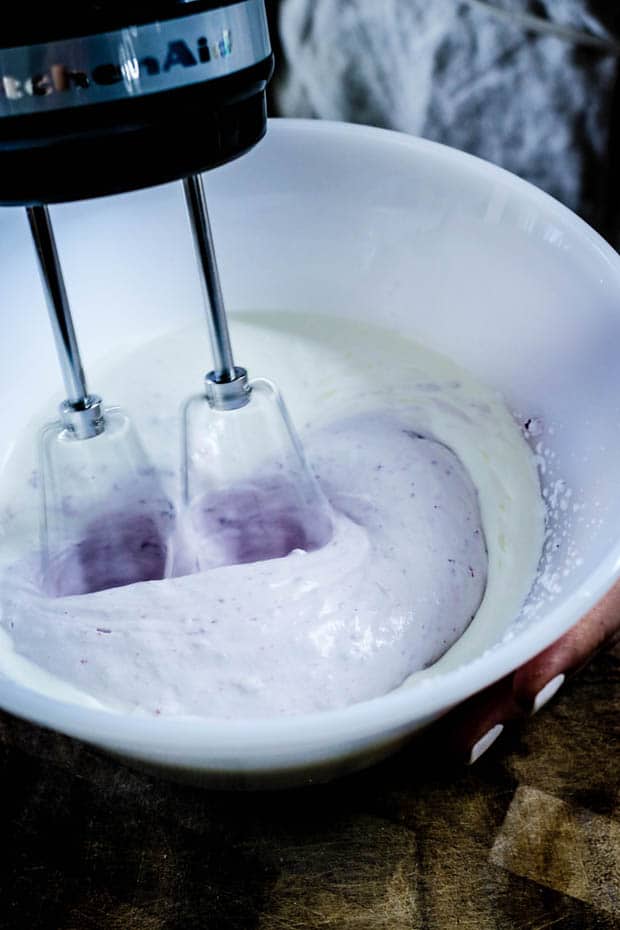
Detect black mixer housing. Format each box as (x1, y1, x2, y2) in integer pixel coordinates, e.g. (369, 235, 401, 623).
(0, 0, 273, 204)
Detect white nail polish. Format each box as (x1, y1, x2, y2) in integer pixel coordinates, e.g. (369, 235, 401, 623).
(531, 673, 565, 715)
(468, 723, 504, 764)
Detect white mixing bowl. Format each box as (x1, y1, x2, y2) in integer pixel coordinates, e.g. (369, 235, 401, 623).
(1, 119, 619, 787)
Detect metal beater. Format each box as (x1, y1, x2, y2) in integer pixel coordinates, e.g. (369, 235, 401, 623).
(178, 173, 332, 571)
(28, 206, 175, 596)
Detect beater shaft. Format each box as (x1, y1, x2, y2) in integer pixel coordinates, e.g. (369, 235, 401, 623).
(27, 205, 103, 439)
(182, 174, 236, 381)
(182, 174, 250, 410)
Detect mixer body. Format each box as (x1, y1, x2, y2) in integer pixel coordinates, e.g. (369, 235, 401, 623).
(0, 0, 273, 203)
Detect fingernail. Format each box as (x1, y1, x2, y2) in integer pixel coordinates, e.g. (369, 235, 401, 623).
(531, 673, 565, 715)
(468, 723, 504, 765)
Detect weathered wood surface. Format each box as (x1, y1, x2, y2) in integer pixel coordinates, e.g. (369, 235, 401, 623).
(0, 642, 618, 930)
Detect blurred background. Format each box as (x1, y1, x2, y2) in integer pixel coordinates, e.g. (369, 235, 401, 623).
(264, 0, 620, 246)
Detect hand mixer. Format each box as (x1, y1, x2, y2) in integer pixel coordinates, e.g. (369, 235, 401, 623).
(2, 0, 331, 594)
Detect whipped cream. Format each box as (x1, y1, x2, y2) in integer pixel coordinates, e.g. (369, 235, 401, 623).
(0, 313, 544, 716)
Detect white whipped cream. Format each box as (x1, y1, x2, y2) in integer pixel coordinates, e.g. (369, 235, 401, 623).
(0, 313, 544, 716)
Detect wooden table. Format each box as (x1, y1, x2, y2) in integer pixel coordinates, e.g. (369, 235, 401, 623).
(1, 642, 618, 929)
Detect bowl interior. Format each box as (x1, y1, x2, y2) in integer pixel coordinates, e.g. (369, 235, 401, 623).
(1, 119, 620, 760)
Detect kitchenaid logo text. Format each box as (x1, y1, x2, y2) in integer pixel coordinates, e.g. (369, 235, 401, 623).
(1, 30, 233, 102)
